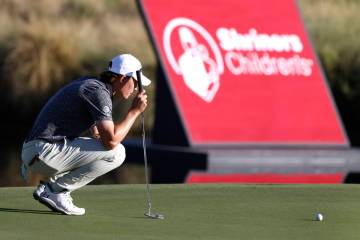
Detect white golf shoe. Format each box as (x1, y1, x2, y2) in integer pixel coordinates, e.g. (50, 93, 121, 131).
(33, 181, 46, 199)
(33, 181, 61, 213)
(37, 184, 85, 216)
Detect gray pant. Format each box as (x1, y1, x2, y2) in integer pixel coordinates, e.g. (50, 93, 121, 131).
(21, 137, 126, 191)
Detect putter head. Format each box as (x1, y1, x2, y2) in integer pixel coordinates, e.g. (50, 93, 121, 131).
(144, 212, 165, 220)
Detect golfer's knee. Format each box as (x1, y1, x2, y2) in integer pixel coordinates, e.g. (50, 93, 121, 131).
(112, 144, 126, 167)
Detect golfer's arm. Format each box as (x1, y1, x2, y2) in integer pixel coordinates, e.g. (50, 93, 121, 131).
(96, 109, 141, 150)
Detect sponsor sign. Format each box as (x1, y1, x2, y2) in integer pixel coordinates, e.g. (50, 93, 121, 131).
(140, 0, 348, 145)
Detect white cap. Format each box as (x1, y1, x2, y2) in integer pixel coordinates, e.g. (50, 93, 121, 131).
(108, 54, 151, 86)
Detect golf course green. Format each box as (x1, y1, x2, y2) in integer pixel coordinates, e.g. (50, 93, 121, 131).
(0, 184, 359, 240)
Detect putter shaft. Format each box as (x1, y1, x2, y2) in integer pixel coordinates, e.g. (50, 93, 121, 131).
(137, 69, 164, 220)
(141, 113, 152, 213)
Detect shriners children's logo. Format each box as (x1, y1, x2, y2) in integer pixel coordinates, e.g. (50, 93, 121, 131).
(163, 18, 314, 103)
(163, 18, 224, 103)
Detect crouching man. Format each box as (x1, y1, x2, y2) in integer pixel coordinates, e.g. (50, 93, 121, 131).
(21, 54, 151, 215)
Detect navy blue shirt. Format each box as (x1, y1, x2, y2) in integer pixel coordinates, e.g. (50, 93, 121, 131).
(26, 77, 113, 142)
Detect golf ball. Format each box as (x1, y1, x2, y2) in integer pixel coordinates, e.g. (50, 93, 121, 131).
(315, 213, 323, 221)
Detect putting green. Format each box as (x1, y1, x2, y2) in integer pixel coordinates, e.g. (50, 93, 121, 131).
(0, 184, 359, 240)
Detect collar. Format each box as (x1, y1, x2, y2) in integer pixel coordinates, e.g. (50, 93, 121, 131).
(101, 81, 113, 101)
(104, 82, 112, 95)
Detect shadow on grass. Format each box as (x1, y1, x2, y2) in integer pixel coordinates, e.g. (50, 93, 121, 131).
(0, 207, 62, 215)
(130, 215, 165, 220)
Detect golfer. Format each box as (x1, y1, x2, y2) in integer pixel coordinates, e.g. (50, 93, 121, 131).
(21, 54, 151, 215)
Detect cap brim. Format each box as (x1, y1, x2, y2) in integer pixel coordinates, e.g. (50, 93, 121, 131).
(133, 73, 151, 86)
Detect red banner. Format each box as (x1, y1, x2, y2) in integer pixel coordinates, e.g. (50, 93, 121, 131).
(140, 0, 348, 145)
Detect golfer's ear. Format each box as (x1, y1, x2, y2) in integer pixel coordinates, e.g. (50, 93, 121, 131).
(119, 75, 128, 83)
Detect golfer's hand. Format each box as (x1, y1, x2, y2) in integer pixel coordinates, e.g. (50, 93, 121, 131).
(132, 90, 148, 113)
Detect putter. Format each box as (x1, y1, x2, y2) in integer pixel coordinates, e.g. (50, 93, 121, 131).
(136, 70, 164, 220)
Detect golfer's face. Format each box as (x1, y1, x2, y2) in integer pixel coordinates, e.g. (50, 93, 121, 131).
(121, 76, 137, 99)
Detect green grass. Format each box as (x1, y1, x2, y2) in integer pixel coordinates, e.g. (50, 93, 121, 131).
(0, 184, 360, 240)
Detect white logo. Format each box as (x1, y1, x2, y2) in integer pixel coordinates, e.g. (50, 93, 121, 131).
(102, 106, 111, 114)
(163, 18, 314, 103)
(163, 18, 224, 102)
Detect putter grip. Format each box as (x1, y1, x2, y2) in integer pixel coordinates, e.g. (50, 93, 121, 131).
(136, 70, 143, 92)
